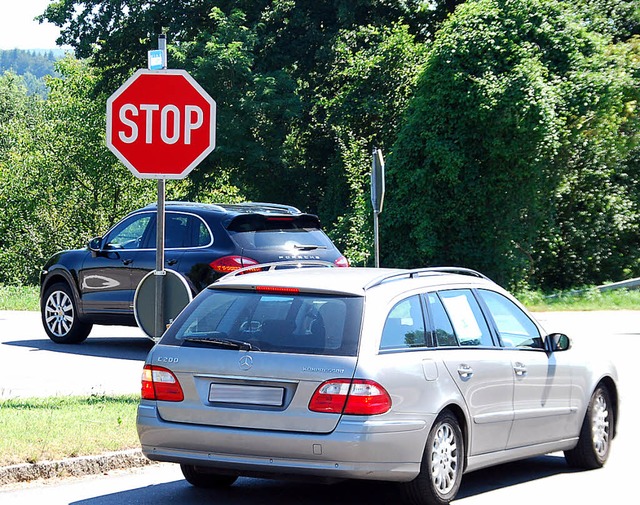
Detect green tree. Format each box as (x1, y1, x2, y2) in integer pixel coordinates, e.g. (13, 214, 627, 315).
(0, 58, 155, 284)
(39, 1, 427, 216)
(0, 55, 247, 285)
(315, 24, 427, 265)
(384, 0, 640, 289)
(534, 33, 640, 288)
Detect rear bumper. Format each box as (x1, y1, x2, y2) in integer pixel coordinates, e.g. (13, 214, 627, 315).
(137, 403, 432, 482)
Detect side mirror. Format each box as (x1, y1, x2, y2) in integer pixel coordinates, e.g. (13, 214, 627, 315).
(88, 237, 103, 252)
(546, 333, 571, 352)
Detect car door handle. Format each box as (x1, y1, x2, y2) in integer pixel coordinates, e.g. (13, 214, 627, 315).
(513, 362, 527, 376)
(166, 258, 178, 266)
(122, 258, 133, 265)
(457, 364, 473, 379)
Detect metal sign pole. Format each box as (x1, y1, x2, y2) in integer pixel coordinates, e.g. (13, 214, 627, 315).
(373, 210, 380, 268)
(154, 179, 166, 337)
(153, 34, 168, 338)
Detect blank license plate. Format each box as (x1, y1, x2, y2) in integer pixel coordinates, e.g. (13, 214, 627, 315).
(209, 383, 284, 406)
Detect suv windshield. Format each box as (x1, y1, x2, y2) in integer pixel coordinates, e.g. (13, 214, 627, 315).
(162, 288, 363, 356)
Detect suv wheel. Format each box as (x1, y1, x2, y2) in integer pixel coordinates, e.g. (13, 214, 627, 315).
(401, 410, 464, 505)
(41, 282, 92, 344)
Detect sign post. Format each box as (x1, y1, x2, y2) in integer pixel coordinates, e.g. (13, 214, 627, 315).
(106, 35, 217, 338)
(371, 148, 385, 268)
(154, 34, 167, 340)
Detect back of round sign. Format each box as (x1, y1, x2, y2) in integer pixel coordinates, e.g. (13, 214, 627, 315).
(134, 269, 192, 340)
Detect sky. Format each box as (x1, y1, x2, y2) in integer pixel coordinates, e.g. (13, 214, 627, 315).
(0, 0, 66, 50)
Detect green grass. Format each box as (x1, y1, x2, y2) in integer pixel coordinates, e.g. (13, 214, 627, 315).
(1, 284, 640, 313)
(0, 395, 140, 466)
(517, 287, 640, 312)
(0, 285, 39, 311)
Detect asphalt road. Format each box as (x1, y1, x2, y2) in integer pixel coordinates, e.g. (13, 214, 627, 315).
(0, 311, 152, 399)
(0, 309, 638, 504)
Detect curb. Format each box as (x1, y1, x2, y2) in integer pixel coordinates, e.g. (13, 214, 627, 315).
(0, 449, 156, 486)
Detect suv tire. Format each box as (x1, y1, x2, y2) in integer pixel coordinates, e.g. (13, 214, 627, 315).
(41, 282, 92, 344)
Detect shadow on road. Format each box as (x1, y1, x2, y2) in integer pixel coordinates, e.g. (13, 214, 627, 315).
(2, 337, 154, 361)
(70, 455, 575, 505)
(455, 454, 573, 499)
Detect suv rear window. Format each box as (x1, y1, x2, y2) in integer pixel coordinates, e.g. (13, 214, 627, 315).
(227, 214, 335, 250)
(162, 288, 363, 356)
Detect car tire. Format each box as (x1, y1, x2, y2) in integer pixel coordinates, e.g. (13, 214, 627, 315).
(41, 282, 92, 344)
(564, 385, 613, 469)
(400, 410, 464, 505)
(180, 464, 238, 488)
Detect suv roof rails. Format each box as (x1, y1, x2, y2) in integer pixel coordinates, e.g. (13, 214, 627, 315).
(217, 260, 335, 281)
(146, 201, 228, 212)
(145, 201, 302, 215)
(365, 267, 491, 290)
(218, 202, 302, 215)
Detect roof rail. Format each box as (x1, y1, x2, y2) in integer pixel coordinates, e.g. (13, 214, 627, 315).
(217, 260, 335, 281)
(364, 266, 491, 290)
(146, 201, 228, 212)
(220, 202, 302, 215)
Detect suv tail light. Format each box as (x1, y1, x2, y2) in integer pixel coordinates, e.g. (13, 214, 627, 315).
(334, 256, 350, 268)
(210, 256, 259, 273)
(308, 379, 391, 415)
(141, 365, 184, 402)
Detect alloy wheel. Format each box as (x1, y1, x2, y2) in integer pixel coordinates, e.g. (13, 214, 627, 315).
(591, 392, 610, 458)
(430, 422, 459, 495)
(45, 290, 74, 337)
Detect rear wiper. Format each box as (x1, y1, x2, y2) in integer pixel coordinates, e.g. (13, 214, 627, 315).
(183, 337, 259, 351)
(294, 244, 327, 251)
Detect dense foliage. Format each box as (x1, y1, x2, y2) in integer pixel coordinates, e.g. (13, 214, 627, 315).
(384, 0, 640, 288)
(0, 0, 637, 289)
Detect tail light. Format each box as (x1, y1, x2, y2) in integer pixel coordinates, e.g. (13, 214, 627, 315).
(334, 256, 350, 268)
(210, 256, 259, 273)
(141, 365, 184, 402)
(308, 379, 391, 415)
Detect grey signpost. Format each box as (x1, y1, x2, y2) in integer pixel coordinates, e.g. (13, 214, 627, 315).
(371, 148, 385, 268)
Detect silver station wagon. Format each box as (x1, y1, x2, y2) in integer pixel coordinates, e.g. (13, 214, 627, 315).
(136, 265, 619, 505)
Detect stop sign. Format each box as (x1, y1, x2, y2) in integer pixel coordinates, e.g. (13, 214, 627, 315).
(106, 69, 216, 179)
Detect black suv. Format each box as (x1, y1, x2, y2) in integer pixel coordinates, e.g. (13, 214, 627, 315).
(40, 201, 348, 344)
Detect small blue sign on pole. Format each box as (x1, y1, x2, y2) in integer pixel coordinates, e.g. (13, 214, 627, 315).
(148, 49, 165, 70)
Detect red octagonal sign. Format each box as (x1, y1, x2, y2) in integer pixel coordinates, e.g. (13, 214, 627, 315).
(106, 69, 216, 179)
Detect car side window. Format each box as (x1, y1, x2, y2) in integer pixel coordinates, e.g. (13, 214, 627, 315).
(380, 295, 427, 351)
(105, 214, 152, 250)
(477, 289, 543, 349)
(194, 218, 212, 246)
(147, 213, 212, 249)
(164, 215, 194, 248)
(438, 289, 494, 347)
(426, 293, 458, 346)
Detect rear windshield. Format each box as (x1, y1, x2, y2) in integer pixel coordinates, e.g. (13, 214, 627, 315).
(161, 288, 363, 356)
(227, 214, 335, 250)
